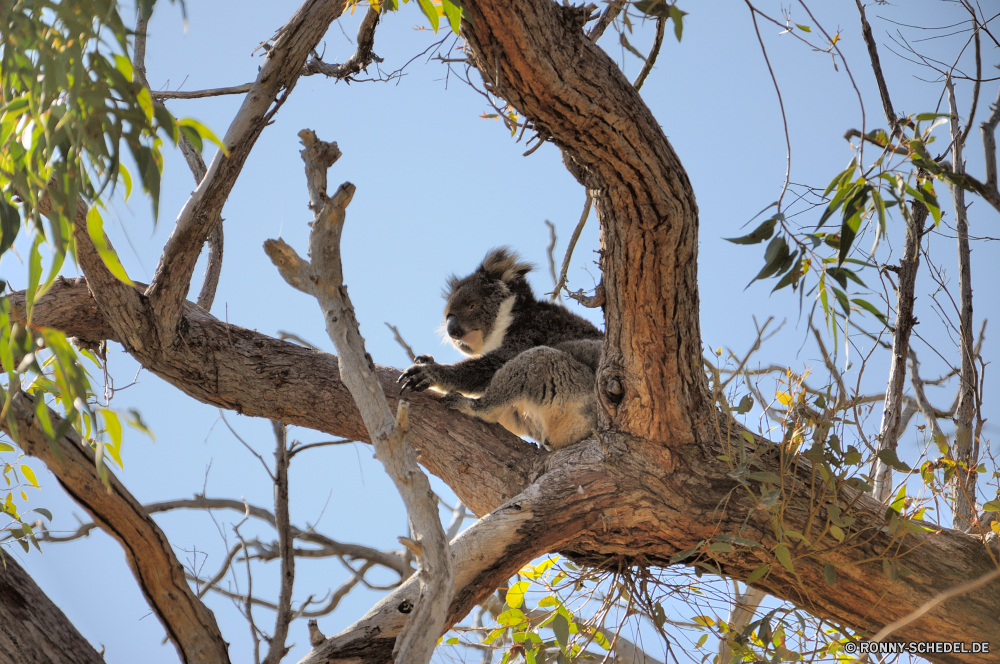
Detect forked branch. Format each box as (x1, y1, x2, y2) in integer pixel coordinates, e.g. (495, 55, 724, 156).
(265, 130, 452, 663)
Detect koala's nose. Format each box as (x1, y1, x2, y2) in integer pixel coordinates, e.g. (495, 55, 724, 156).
(446, 315, 465, 339)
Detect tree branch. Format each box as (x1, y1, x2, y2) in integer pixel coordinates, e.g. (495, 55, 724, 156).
(1, 391, 230, 664)
(3, 277, 541, 517)
(947, 79, 979, 532)
(263, 421, 295, 664)
(303, 6, 382, 81)
(632, 16, 666, 91)
(136, 6, 224, 313)
(265, 130, 452, 664)
(142, 0, 350, 340)
(550, 192, 591, 300)
(870, 192, 928, 502)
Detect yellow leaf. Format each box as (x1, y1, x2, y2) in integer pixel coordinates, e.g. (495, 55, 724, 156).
(776, 392, 792, 406)
(20, 465, 39, 489)
(87, 206, 133, 285)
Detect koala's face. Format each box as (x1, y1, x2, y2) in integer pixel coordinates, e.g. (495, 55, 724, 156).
(442, 273, 515, 356)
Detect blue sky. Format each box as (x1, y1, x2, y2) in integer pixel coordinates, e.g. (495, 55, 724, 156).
(4, 0, 998, 662)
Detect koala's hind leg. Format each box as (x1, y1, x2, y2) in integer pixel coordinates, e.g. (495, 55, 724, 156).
(442, 346, 597, 450)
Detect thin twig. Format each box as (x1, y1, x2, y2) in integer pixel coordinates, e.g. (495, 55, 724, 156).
(747, 3, 791, 210)
(219, 411, 275, 481)
(552, 192, 592, 300)
(544, 220, 558, 288)
(262, 421, 294, 664)
(632, 17, 666, 91)
(869, 567, 1000, 643)
(384, 323, 417, 362)
(152, 83, 254, 100)
(587, 0, 626, 41)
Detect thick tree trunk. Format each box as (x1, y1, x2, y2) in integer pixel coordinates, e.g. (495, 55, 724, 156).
(5, 0, 1000, 661)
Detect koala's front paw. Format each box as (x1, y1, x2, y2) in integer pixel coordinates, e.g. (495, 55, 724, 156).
(398, 361, 446, 393)
(440, 392, 473, 413)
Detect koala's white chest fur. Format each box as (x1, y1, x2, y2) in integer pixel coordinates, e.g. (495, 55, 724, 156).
(478, 295, 515, 355)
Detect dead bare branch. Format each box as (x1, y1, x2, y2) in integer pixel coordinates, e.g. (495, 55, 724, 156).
(265, 130, 452, 663)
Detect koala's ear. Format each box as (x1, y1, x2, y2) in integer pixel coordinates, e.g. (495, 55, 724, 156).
(442, 274, 461, 299)
(480, 247, 533, 284)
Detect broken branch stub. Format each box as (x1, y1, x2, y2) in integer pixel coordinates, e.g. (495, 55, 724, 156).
(264, 130, 452, 664)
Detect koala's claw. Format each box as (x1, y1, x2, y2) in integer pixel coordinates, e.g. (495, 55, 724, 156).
(413, 354, 435, 364)
(398, 362, 440, 393)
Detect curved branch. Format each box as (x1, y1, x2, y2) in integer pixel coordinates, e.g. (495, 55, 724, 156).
(1, 392, 230, 664)
(461, 0, 710, 445)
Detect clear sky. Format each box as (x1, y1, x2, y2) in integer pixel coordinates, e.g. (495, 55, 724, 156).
(5, 1, 998, 662)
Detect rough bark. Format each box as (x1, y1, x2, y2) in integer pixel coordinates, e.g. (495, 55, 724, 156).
(459, 0, 711, 450)
(0, 554, 106, 664)
(6, 0, 1000, 661)
(10, 281, 1000, 664)
(0, 391, 230, 664)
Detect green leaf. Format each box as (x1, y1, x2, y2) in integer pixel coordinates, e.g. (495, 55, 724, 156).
(749, 472, 782, 485)
(724, 217, 777, 245)
(634, 0, 671, 18)
(747, 236, 790, 287)
(86, 206, 132, 285)
(692, 615, 716, 627)
(775, 543, 794, 574)
(0, 443, 14, 453)
(668, 5, 687, 41)
(137, 88, 154, 122)
(851, 298, 888, 326)
(983, 501, 1000, 512)
(795, 23, 811, 32)
(416, 0, 440, 32)
(551, 613, 570, 653)
(113, 54, 134, 81)
(877, 448, 912, 472)
(823, 563, 837, 587)
(179, 125, 203, 154)
(177, 118, 229, 157)
(707, 541, 732, 553)
(506, 581, 530, 608)
(0, 197, 20, 257)
(619, 33, 646, 60)
(442, 0, 463, 33)
(746, 564, 769, 584)
(30, 507, 53, 521)
(497, 608, 526, 626)
(118, 163, 134, 201)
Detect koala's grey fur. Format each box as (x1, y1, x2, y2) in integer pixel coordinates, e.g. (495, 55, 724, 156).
(398, 248, 603, 450)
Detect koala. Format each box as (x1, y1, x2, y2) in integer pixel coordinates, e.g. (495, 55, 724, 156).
(398, 248, 603, 450)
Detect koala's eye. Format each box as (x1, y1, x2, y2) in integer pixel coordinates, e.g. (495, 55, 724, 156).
(467, 303, 476, 311)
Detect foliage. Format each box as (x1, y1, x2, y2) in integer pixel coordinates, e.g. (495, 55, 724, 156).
(0, 0, 212, 554)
